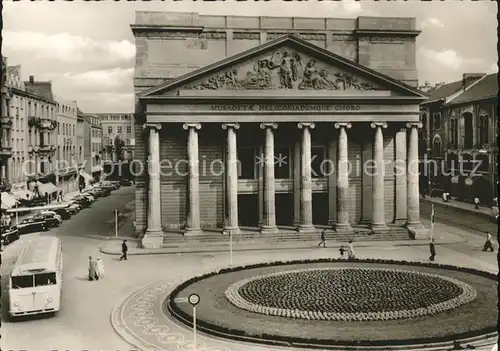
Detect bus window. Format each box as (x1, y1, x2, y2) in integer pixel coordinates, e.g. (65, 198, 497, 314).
(35, 272, 57, 286)
(11, 275, 34, 289)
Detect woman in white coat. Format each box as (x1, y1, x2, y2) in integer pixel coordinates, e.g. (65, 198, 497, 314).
(95, 257, 105, 279)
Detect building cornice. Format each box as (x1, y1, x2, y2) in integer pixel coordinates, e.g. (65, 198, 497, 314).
(354, 29, 421, 37)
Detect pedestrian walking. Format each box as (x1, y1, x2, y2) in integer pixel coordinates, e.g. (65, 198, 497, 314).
(88, 256, 98, 281)
(339, 245, 346, 259)
(482, 232, 494, 252)
(95, 257, 105, 278)
(429, 238, 436, 261)
(119, 240, 128, 261)
(347, 240, 355, 260)
(318, 229, 327, 248)
(474, 197, 480, 209)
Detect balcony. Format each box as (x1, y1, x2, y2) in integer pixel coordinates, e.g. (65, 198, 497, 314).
(28, 116, 57, 130)
(0, 116, 13, 129)
(0, 144, 12, 158)
(38, 144, 57, 156)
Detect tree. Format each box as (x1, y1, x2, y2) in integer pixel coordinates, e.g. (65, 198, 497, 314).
(114, 135, 125, 161)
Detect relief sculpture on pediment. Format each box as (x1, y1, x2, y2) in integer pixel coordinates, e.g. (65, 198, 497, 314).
(184, 49, 380, 91)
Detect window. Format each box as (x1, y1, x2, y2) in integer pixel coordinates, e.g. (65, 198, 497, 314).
(311, 146, 326, 178)
(433, 138, 442, 158)
(433, 112, 441, 129)
(117, 126, 122, 134)
(126, 126, 132, 134)
(479, 115, 489, 146)
(126, 139, 130, 145)
(275, 147, 291, 179)
(73, 125, 75, 136)
(11, 275, 34, 289)
(35, 272, 57, 286)
(463, 112, 473, 149)
(108, 126, 113, 134)
(450, 118, 458, 146)
(237, 147, 256, 180)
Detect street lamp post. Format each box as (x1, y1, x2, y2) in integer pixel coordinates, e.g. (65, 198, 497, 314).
(188, 293, 200, 351)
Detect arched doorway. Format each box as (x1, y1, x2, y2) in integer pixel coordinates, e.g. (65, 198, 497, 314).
(462, 112, 473, 149)
(461, 153, 473, 174)
(475, 154, 489, 173)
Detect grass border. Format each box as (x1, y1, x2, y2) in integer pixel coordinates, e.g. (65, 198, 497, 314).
(166, 258, 497, 348)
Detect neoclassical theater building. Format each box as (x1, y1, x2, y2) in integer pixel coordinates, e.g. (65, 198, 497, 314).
(131, 12, 428, 248)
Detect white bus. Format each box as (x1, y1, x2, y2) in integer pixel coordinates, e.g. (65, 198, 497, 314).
(9, 236, 63, 318)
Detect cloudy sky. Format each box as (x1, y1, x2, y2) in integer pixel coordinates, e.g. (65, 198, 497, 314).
(3, 0, 497, 113)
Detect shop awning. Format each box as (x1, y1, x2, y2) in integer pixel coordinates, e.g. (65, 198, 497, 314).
(37, 181, 60, 195)
(11, 189, 34, 200)
(79, 171, 94, 182)
(1, 192, 18, 210)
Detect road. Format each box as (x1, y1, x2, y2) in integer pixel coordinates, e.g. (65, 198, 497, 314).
(0, 189, 497, 350)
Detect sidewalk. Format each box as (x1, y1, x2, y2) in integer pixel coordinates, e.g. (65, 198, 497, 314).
(421, 196, 494, 220)
(99, 219, 467, 256)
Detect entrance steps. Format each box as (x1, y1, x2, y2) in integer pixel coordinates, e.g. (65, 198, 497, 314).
(162, 225, 411, 248)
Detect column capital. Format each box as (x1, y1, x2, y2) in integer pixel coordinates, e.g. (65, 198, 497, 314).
(370, 122, 388, 129)
(406, 122, 423, 129)
(183, 123, 202, 130)
(222, 123, 240, 130)
(143, 123, 162, 131)
(260, 122, 278, 130)
(297, 122, 315, 130)
(334, 122, 352, 130)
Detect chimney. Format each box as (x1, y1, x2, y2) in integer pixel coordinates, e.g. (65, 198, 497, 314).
(29, 75, 34, 83)
(462, 73, 485, 89)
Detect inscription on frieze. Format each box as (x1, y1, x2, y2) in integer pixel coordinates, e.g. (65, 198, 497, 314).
(267, 32, 288, 40)
(233, 32, 260, 40)
(139, 31, 226, 39)
(298, 33, 326, 41)
(210, 104, 361, 112)
(369, 36, 407, 43)
(184, 48, 382, 91)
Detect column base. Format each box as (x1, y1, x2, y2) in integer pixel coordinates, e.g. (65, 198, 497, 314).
(141, 229, 164, 249)
(184, 228, 203, 236)
(371, 223, 389, 234)
(394, 219, 407, 226)
(335, 223, 352, 232)
(260, 225, 279, 234)
(407, 225, 429, 240)
(223, 227, 241, 235)
(327, 219, 337, 226)
(297, 224, 315, 233)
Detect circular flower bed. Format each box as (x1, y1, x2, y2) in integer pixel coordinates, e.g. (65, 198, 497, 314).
(225, 267, 477, 321)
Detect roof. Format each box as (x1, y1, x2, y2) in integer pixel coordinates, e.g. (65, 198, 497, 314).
(139, 34, 427, 100)
(11, 237, 61, 276)
(446, 73, 498, 106)
(23, 81, 55, 102)
(422, 80, 464, 104)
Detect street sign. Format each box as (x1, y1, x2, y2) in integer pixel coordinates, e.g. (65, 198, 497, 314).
(188, 293, 200, 306)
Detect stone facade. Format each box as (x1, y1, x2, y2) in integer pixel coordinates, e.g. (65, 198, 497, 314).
(96, 113, 136, 162)
(132, 12, 427, 248)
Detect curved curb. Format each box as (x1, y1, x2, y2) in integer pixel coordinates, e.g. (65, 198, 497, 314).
(168, 258, 497, 350)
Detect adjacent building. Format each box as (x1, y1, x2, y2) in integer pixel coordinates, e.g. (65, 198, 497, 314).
(96, 113, 135, 162)
(132, 12, 427, 248)
(420, 73, 498, 204)
(54, 96, 79, 194)
(83, 114, 103, 182)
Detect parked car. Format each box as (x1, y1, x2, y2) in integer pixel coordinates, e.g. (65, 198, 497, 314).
(1, 226, 19, 246)
(15, 217, 47, 234)
(66, 202, 81, 215)
(99, 183, 118, 192)
(81, 193, 95, 202)
(53, 208, 71, 220)
(91, 187, 110, 197)
(119, 179, 132, 186)
(33, 212, 62, 228)
(428, 188, 445, 198)
(74, 195, 92, 207)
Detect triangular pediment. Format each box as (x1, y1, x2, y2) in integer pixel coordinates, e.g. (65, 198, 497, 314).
(139, 35, 426, 99)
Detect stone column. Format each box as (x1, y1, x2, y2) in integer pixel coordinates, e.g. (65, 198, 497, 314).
(297, 122, 315, 232)
(394, 128, 407, 224)
(370, 122, 388, 232)
(293, 138, 301, 227)
(327, 138, 337, 226)
(1, 163, 5, 179)
(142, 123, 163, 248)
(257, 144, 264, 226)
(183, 123, 202, 235)
(406, 122, 422, 229)
(334, 122, 352, 232)
(260, 123, 278, 233)
(222, 123, 240, 235)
